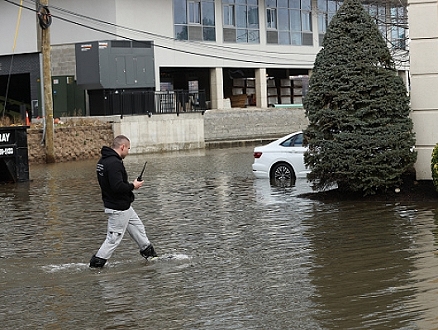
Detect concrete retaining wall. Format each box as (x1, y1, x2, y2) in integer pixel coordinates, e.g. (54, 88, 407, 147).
(113, 113, 205, 154)
(204, 107, 308, 143)
(26, 107, 307, 163)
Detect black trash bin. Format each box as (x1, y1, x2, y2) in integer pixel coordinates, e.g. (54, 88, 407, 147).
(0, 126, 30, 183)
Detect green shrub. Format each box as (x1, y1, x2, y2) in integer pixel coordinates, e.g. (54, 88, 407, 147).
(303, 0, 416, 195)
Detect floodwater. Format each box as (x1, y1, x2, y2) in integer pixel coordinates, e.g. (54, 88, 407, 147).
(1, 146, 438, 329)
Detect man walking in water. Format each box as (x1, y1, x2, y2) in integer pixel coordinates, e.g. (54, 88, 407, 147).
(90, 135, 157, 268)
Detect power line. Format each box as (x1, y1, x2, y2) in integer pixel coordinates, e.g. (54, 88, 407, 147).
(4, 0, 314, 66)
(38, 0, 312, 58)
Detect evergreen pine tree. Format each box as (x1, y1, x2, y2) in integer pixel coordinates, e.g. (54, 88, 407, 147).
(303, 0, 416, 195)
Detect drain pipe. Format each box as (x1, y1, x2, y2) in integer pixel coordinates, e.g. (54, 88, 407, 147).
(39, 52, 46, 145)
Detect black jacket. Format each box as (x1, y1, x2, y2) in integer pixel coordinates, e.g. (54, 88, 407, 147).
(96, 146, 135, 210)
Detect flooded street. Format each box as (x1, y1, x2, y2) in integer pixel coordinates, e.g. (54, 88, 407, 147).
(1, 146, 438, 329)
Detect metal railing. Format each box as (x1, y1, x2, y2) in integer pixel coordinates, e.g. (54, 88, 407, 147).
(101, 89, 207, 116)
(155, 90, 206, 114)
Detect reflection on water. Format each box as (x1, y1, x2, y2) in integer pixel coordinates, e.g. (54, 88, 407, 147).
(1, 147, 438, 329)
(306, 203, 418, 329)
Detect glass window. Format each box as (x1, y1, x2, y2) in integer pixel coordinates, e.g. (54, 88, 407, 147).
(223, 0, 259, 43)
(302, 0, 311, 11)
(236, 29, 248, 42)
(236, 5, 247, 28)
(317, 0, 407, 50)
(248, 6, 259, 28)
(266, 0, 313, 45)
(363, 1, 406, 50)
(203, 27, 216, 40)
(290, 9, 300, 31)
(224, 5, 235, 26)
(317, 0, 340, 36)
(291, 32, 302, 45)
(328, 12, 335, 22)
(281, 136, 294, 147)
(175, 25, 188, 40)
(294, 133, 303, 146)
(289, 0, 300, 9)
(278, 8, 289, 30)
(202, 1, 215, 26)
(302, 12, 311, 31)
(267, 8, 277, 29)
(280, 133, 303, 147)
(327, 0, 337, 12)
(248, 29, 260, 43)
(318, 14, 326, 33)
(278, 0, 288, 7)
(279, 31, 290, 44)
(174, 0, 187, 24)
(174, 0, 216, 41)
(389, 6, 406, 49)
(188, 1, 201, 24)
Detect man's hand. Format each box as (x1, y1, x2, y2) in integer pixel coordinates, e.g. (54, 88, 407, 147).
(133, 178, 144, 190)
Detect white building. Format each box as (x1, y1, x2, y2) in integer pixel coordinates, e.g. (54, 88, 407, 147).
(408, 0, 438, 180)
(5, 0, 433, 178)
(1, 0, 409, 109)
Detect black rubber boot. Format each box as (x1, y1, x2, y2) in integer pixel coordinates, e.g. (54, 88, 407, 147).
(89, 254, 107, 268)
(140, 244, 158, 259)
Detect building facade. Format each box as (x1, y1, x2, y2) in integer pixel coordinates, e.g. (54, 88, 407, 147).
(408, 0, 438, 180)
(4, 0, 433, 178)
(1, 0, 408, 110)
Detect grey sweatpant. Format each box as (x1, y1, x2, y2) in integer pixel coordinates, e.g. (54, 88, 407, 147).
(95, 206, 151, 260)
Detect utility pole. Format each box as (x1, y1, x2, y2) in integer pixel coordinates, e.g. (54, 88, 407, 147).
(39, 0, 55, 163)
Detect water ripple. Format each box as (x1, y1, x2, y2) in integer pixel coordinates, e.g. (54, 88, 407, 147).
(0, 147, 437, 329)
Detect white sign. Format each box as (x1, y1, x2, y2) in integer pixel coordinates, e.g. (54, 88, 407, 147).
(0, 148, 14, 156)
(0, 133, 10, 142)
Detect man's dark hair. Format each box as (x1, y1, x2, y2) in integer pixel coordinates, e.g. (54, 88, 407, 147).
(112, 135, 130, 149)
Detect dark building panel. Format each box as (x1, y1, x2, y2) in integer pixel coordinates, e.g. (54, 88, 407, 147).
(75, 40, 155, 90)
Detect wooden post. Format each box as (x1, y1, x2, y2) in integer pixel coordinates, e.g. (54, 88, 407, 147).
(40, 0, 55, 163)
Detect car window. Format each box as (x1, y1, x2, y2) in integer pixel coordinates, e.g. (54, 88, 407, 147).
(280, 133, 303, 147)
(294, 134, 303, 145)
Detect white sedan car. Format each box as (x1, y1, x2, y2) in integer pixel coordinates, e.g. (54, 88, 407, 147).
(252, 131, 310, 186)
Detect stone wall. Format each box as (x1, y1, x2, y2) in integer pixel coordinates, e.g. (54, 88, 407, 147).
(27, 124, 113, 163)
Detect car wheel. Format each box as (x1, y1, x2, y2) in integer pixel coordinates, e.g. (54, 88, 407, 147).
(270, 163, 296, 187)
